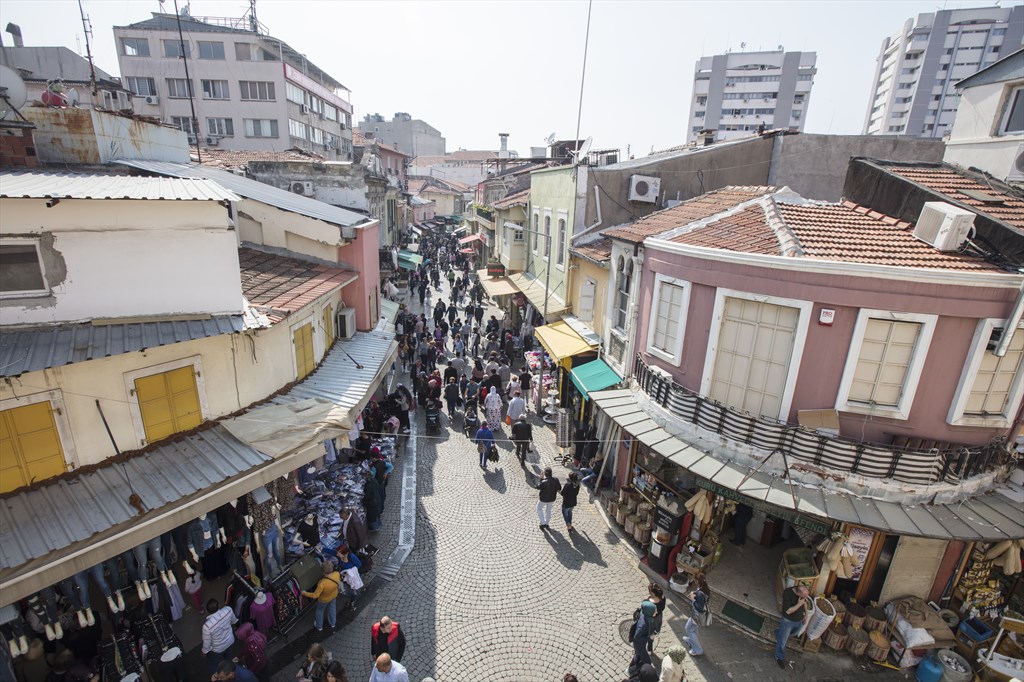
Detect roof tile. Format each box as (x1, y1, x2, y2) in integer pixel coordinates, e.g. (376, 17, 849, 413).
(570, 237, 613, 262)
(885, 164, 1024, 230)
(238, 248, 356, 323)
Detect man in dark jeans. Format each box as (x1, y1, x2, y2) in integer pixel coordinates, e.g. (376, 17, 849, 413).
(775, 584, 811, 668)
(511, 415, 533, 465)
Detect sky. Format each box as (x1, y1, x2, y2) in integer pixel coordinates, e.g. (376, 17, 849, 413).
(0, 0, 1006, 157)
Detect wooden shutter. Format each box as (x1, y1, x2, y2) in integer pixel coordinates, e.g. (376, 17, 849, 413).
(134, 366, 202, 444)
(0, 401, 68, 493)
(577, 279, 596, 322)
(294, 323, 315, 380)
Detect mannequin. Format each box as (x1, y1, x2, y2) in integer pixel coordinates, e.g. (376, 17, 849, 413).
(0, 603, 29, 657)
(58, 571, 96, 627)
(297, 513, 320, 548)
(186, 513, 219, 563)
(26, 588, 62, 641)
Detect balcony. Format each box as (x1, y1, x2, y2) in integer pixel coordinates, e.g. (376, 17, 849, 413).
(474, 205, 494, 228)
(633, 355, 1004, 486)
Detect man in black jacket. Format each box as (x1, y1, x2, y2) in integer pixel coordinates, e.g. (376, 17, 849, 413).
(511, 415, 533, 465)
(536, 467, 560, 530)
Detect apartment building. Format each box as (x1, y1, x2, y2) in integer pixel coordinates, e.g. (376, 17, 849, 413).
(862, 5, 1024, 138)
(113, 12, 353, 159)
(357, 112, 446, 158)
(686, 49, 816, 143)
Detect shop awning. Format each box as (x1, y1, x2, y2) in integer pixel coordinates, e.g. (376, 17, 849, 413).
(589, 389, 1024, 542)
(476, 269, 518, 296)
(452, 226, 469, 235)
(508, 273, 568, 319)
(534, 321, 598, 363)
(459, 234, 483, 244)
(380, 298, 400, 324)
(570, 359, 622, 398)
(460, 248, 476, 254)
(397, 250, 423, 269)
(411, 226, 422, 236)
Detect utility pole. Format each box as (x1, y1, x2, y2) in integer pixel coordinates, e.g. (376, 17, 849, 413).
(173, 0, 201, 162)
(76, 0, 98, 99)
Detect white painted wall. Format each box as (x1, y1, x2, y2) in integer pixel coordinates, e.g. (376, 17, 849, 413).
(1, 198, 242, 324)
(235, 198, 345, 262)
(945, 79, 1024, 181)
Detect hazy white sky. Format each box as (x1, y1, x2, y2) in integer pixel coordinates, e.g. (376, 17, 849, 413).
(0, 0, 1003, 156)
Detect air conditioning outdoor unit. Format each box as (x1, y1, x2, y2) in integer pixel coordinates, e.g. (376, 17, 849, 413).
(318, 112, 325, 120)
(628, 174, 661, 203)
(912, 201, 975, 252)
(144, 95, 159, 105)
(1006, 142, 1024, 183)
(206, 136, 220, 146)
(290, 181, 314, 195)
(299, 104, 307, 114)
(187, 134, 197, 144)
(335, 307, 357, 339)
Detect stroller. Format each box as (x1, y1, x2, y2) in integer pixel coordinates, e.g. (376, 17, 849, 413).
(463, 398, 479, 436)
(424, 399, 442, 435)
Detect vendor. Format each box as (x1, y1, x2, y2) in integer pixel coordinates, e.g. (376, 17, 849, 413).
(352, 433, 373, 462)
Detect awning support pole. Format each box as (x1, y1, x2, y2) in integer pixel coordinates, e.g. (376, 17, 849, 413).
(736, 447, 799, 509)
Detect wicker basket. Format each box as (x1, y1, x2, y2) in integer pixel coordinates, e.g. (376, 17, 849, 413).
(846, 626, 869, 656)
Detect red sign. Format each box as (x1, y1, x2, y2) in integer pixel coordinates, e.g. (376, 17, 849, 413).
(487, 263, 506, 278)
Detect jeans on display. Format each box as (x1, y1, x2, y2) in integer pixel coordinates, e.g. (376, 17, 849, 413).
(27, 588, 58, 625)
(133, 537, 167, 581)
(0, 603, 26, 644)
(121, 550, 141, 584)
(87, 563, 113, 598)
(683, 615, 703, 655)
(775, 616, 803, 662)
(561, 507, 573, 527)
(58, 571, 92, 611)
(313, 599, 336, 630)
(536, 501, 553, 526)
(171, 526, 190, 564)
(261, 525, 283, 577)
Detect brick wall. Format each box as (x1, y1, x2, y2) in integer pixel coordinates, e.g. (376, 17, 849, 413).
(0, 126, 39, 168)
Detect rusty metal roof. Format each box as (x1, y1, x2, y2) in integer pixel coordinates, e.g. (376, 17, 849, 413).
(0, 171, 239, 202)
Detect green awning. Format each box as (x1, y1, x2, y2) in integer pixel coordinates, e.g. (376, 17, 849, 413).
(397, 250, 423, 269)
(569, 358, 622, 399)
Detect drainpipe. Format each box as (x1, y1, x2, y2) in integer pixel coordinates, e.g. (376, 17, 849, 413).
(995, 280, 1024, 357)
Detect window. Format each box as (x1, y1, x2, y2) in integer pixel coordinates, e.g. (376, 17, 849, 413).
(170, 117, 199, 135)
(197, 41, 225, 60)
(289, 118, 308, 140)
(163, 39, 190, 58)
(556, 218, 566, 266)
(244, 118, 278, 138)
(999, 86, 1023, 135)
(323, 305, 334, 347)
(647, 275, 689, 364)
(614, 256, 632, 332)
(234, 42, 278, 61)
(949, 320, 1024, 426)
(532, 214, 539, 252)
(286, 82, 306, 105)
(294, 322, 315, 379)
(124, 76, 156, 97)
(310, 127, 325, 145)
(0, 242, 46, 296)
(836, 310, 936, 420)
(543, 215, 551, 259)
(165, 78, 193, 99)
(0, 400, 68, 493)
(239, 80, 275, 101)
(201, 79, 229, 100)
(121, 37, 150, 57)
(207, 117, 233, 137)
(133, 365, 203, 444)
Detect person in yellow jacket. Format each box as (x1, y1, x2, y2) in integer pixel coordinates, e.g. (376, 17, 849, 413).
(302, 561, 341, 632)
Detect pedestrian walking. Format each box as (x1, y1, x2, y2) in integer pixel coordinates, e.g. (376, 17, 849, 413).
(774, 584, 811, 669)
(536, 467, 560, 529)
(235, 623, 267, 675)
(506, 391, 526, 423)
(510, 415, 532, 464)
(518, 367, 533, 409)
(201, 599, 237, 674)
(628, 600, 656, 675)
(484, 387, 503, 428)
(474, 422, 495, 470)
(324, 661, 348, 682)
(561, 472, 580, 531)
(368, 655, 407, 682)
(295, 644, 328, 682)
(646, 583, 665, 653)
(443, 378, 460, 419)
(213, 660, 258, 682)
(370, 617, 406, 663)
(682, 572, 710, 656)
(301, 561, 341, 632)
(658, 645, 688, 682)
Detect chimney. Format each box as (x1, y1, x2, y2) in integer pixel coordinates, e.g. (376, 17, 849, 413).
(499, 133, 508, 152)
(6, 23, 24, 47)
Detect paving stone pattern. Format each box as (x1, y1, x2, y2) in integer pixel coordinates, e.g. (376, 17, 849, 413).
(270, 277, 908, 682)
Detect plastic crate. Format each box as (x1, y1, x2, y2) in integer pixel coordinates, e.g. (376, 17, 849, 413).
(958, 618, 994, 643)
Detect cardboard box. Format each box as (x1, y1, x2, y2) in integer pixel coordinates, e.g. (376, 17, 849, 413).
(798, 409, 840, 436)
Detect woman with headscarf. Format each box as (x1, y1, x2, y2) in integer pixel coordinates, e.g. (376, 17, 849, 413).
(628, 600, 656, 676)
(484, 387, 503, 430)
(682, 572, 710, 656)
(658, 645, 687, 682)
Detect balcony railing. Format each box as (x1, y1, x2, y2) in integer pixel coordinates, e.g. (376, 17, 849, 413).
(633, 355, 1003, 486)
(476, 206, 495, 222)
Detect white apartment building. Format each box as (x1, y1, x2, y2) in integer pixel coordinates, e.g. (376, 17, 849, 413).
(862, 6, 1024, 138)
(113, 12, 353, 159)
(686, 50, 816, 143)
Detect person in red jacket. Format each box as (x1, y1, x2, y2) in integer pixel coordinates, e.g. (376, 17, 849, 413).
(370, 616, 406, 663)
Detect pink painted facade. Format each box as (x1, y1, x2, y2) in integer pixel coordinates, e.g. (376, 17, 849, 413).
(633, 247, 1021, 446)
(338, 221, 381, 331)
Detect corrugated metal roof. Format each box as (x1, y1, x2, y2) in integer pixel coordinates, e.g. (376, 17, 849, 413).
(0, 171, 239, 202)
(0, 316, 251, 378)
(0, 425, 269, 571)
(117, 160, 367, 228)
(591, 389, 1024, 541)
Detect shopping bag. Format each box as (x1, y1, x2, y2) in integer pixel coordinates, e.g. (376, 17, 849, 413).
(342, 567, 364, 591)
(505, 415, 512, 426)
(487, 446, 499, 462)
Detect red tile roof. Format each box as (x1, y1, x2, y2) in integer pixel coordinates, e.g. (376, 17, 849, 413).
(603, 186, 776, 243)
(884, 165, 1024, 230)
(669, 204, 782, 254)
(492, 187, 530, 209)
(238, 247, 356, 324)
(570, 237, 613, 263)
(200, 148, 326, 170)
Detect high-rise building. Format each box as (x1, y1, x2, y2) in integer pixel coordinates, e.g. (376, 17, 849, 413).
(357, 112, 446, 158)
(862, 6, 1024, 138)
(686, 49, 817, 143)
(113, 11, 353, 159)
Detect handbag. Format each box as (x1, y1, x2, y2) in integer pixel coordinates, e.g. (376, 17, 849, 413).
(477, 443, 486, 454)
(487, 445, 499, 462)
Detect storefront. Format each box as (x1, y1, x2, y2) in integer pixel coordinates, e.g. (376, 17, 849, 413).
(507, 272, 568, 323)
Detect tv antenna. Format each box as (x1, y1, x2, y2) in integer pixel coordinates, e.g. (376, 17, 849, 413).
(77, 0, 99, 97)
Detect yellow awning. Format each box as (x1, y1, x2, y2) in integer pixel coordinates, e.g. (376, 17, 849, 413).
(476, 269, 518, 297)
(534, 321, 598, 363)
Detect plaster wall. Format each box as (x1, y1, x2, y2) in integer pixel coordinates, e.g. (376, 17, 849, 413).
(526, 167, 576, 305)
(945, 79, 1024, 181)
(234, 197, 344, 262)
(338, 221, 380, 331)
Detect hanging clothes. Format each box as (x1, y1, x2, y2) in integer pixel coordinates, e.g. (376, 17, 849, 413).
(248, 494, 275, 534)
(248, 592, 276, 636)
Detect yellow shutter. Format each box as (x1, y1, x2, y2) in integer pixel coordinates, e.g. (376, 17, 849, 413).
(294, 323, 315, 379)
(134, 366, 202, 444)
(323, 305, 334, 347)
(0, 401, 67, 493)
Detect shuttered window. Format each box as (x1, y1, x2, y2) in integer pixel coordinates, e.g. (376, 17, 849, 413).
(577, 279, 596, 323)
(323, 305, 334, 348)
(294, 323, 315, 380)
(651, 282, 685, 356)
(849, 319, 921, 407)
(134, 366, 202, 444)
(0, 401, 67, 493)
(966, 327, 1024, 416)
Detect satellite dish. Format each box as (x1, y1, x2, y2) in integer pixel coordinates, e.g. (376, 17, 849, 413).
(545, 132, 556, 145)
(572, 136, 593, 164)
(66, 87, 81, 107)
(0, 65, 28, 121)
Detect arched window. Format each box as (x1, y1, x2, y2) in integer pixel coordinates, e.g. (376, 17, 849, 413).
(615, 256, 632, 331)
(532, 214, 539, 252)
(557, 219, 566, 266)
(543, 215, 551, 259)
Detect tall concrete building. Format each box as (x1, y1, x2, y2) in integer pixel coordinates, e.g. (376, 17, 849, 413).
(862, 5, 1024, 138)
(357, 113, 446, 158)
(686, 49, 817, 143)
(113, 11, 353, 160)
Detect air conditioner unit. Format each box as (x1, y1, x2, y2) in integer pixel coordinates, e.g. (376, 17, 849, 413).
(335, 307, 356, 339)
(187, 134, 197, 144)
(299, 104, 307, 114)
(144, 95, 160, 105)
(318, 112, 325, 120)
(206, 136, 220, 145)
(628, 174, 661, 203)
(290, 181, 314, 195)
(913, 201, 976, 251)
(1006, 142, 1024, 183)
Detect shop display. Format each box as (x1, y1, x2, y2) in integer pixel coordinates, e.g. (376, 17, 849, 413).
(100, 634, 142, 682)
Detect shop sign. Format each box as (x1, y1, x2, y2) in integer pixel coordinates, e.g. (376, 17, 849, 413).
(487, 262, 506, 277)
(846, 526, 874, 581)
(695, 479, 832, 535)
